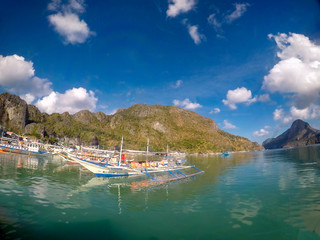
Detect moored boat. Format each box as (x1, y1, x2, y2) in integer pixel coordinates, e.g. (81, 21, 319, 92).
(67, 152, 201, 178)
(221, 151, 230, 157)
(0, 141, 47, 155)
(61, 137, 204, 182)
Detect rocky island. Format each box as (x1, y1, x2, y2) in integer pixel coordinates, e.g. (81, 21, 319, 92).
(263, 119, 320, 149)
(0, 92, 262, 153)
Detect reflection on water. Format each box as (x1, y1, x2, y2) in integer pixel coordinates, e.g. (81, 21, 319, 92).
(230, 196, 262, 227)
(1, 147, 320, 239)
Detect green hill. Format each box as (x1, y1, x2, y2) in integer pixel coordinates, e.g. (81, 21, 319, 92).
(0, 92, 262, 153)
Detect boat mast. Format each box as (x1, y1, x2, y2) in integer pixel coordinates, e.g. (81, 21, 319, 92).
(119, 136, 123, 166)
(166, 144, 169, 158)
(146, 138, 149, 163)
(0, 129, 3, 144)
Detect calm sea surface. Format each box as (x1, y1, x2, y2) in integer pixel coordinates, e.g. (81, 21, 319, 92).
(1, 146, 320, 239)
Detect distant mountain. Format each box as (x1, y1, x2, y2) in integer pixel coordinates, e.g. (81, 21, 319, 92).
(263, 119, 320, 149)
(0, 92, 263, 153)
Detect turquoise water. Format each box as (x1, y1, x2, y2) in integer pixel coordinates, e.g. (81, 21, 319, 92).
(1, 146, 320, 239)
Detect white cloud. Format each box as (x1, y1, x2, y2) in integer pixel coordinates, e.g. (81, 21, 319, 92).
(21, 94, 36, 104)
(166, 0, 196, 17)
(210, 107, 220, 114)
(270, 33, 320, 61)
(67, 0, 85, 13)
(106, 109, 117, 115)
(222, 87, 256, 110)
(253, 127, 270, 137)
(273, 108, 284, 121)
(36, 87, 97, 114)
(0, 54, 99, 111)
(186, 24, 205, 45)
(225, 3, 250, 23)
(182, 20, 205, 45)
(48, 13, 92, 44)
(49, 0, 85, 13)
(263, 33, 320, 109)
(97, 104, 108, 110)
(208, 3, 249, 33)
(273, 105, 320, 124)
(223, 120, 237, 129)
(173, 80, 183, 88)
(48, 0, 61, 11)
(48, 0, 94, 44)
(0, 55, 34, 84)
(173, 98, 202, 110)
(207, 14, 221, 30)
(290, 105, 320, 119)
(257, 94, 270, 102)
(0, 54, 53, 102)
(273, 108, 292, 124)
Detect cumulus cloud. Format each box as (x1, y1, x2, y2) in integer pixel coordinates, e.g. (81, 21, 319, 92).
(0, 54, 99, 113)
(263, 33, 320, 109)
(21, 94, 36, 104)
(0, 54, 34, 83)
(36, 87, 97, 114)
(173, 98, 202, 110)
(48, 13, 93, 44)
(48, 0, 94, 44)
(223, 120, 237, 129)
(166, 0, 196, 17)
(210, 108, 221, 114)
(253, 127, 270, 137)
(290, 105, 320, 119)
(273, 105, 320, 124)
(273, 108, 284, 121)
(0, 54, 53, 103)
(222, 87, 256, 110)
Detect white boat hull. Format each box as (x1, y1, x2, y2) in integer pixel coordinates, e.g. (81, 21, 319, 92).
(68, 154, 141, 176)
(0, 144, 47, 155)
(67, 154, 194, 177)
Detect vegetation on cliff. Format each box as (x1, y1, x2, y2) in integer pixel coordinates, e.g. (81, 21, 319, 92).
(0, 92, 262, 152)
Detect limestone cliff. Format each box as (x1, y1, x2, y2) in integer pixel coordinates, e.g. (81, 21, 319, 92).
(0, 93, 28, 132)
(0, 92, 262, 152)
(263, 119, 320, 149)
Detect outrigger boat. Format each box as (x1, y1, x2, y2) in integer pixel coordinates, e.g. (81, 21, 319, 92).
(0, 139, 47, 155)
(61, 137, 204, 182)
(66, 152, 199, 177)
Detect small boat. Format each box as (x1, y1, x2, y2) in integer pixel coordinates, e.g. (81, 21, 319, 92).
(221, 152, 231, 157)
(0, 141, 47, 155)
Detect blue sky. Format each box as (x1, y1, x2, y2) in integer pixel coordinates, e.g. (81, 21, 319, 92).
(0, 0, 320, 143)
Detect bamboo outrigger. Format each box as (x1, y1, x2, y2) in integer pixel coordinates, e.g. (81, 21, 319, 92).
(59, 138, 204, 182)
